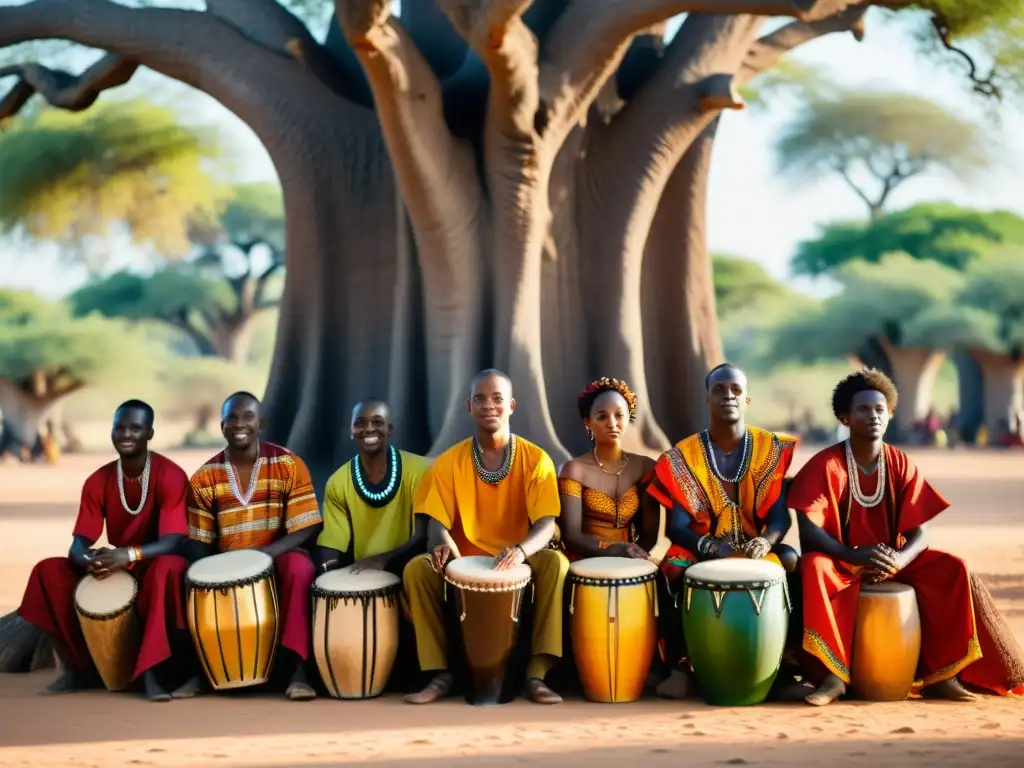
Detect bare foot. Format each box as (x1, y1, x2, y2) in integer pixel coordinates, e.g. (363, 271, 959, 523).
(805, 674, 846, 707)
(405, 672, 454, 705)
(171, 675, 206, 699)
(285, 681, 317, 701)
(41, 667, 85, 695)
(923, 677, 977, 702)
(656, 669, 690, 699)
(143, 670, 171, 703)
(525, 678, 562, 705)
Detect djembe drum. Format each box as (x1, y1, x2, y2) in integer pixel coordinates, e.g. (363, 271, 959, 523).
(311, 565, 402, 699)
(74, 570, 141, 691)
(683, 559, 790, 706)
(851, 581, 921, 701)
(444, 555, 532, 706)
(186, 550, 279, 690)
(568, 556, 658, 703)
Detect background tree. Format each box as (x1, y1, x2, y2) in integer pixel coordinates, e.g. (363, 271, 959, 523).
(0, 97, 224, 267)
(773, 89, 993, 219)
(765, 254, 964, 434)
(0, 289, 142, 454)
(792, 203, 1024, 277)
(0, 0, 1018, 480)
(69, 183, 286, 363)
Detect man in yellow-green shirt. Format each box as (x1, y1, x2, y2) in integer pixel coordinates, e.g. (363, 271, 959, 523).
(315, 400, 432, 575)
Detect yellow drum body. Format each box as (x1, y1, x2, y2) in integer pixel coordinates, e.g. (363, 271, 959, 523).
(851, 581, 921, 701)
(312, 566, 402, 699)
(186, 550, 279, 691)
(569, 557, 658, 703)
(74, 570, 141, 691)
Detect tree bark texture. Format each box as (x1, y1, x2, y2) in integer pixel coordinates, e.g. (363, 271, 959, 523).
(875, 341, 946, 435)
(0, 0, 875, 484)
(970, 349, 1024, 438)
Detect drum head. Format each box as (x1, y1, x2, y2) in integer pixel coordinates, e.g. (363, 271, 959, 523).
(314, 566, 401, 593)
(74, 569, 136, 616)
(685, 558, 785, 584)
(187, 549, 273, 586)
(445, 555, 531, 589)
(569, 556, 657, 581)
(861, 581, 915, 595)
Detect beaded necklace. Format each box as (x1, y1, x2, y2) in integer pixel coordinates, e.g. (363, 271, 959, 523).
(699, 429, 752, 548)
(352, 445, 402, 507)
(472, 435, 516, 485)
(844, 439, 886, 509)
(117, 452, 151, 516)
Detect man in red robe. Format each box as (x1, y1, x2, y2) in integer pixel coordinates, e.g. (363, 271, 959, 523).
(791, 368, 1021, 706)
(17, 400, 191, 702)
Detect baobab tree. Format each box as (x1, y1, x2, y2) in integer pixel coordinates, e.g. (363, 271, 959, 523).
(0, 0, 1014, 478)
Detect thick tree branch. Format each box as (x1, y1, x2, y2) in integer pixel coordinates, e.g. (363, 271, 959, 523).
(336, 0, 478, 224)
(931, 14, 1001, 100)
(738, 5, 868, 83)
(0, 54, 137, 121)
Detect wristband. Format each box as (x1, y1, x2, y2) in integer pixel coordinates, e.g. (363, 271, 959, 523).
(127, 547, 137, 563)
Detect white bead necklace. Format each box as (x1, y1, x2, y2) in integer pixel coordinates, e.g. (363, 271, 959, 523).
(844, 439, 886, 508)
(117, 452, 152, 516)
(704, 428, 751, 484)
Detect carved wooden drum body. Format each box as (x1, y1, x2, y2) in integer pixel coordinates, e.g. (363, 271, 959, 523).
(851, 581, 921, 701)
(186, 550, 279, 691)
(568, 556, 658, 703)
(74, 570, 141, 691)
(312, 566, 402, 699)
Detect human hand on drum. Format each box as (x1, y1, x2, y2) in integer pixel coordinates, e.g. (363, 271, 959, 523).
(351, 555, 388, 573)
(430, 544, 456, 574)
(854, 544, 900, 581)
(611, 542, 653, 560)
(743, 537, 772, 560)
(711, 540, 736, 559)
(493, 545, 526, 571)
(89, 547, 132, 579)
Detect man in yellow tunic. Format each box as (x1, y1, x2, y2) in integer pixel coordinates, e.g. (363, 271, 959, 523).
(403, 370, 569, 705)
(316, 400, 433, 574)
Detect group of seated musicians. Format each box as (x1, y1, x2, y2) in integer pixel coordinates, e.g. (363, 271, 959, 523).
(16, 366, 1023, 705)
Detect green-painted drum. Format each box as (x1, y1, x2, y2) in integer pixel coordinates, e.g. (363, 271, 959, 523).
(682, 558, 790, 706)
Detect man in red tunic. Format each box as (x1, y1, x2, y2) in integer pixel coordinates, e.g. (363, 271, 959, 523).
(184, 392, 322, 701)
(791, 369, 1021, 706)
(17, 400, 191, 702)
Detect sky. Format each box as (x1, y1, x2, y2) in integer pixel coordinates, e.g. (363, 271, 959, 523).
(1, 5, 1022, 298)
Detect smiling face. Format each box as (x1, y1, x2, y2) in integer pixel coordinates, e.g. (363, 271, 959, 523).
(351, 401, 392, 457)
(110, 407, 153, 459)
(705, 366, 749, 425)
(845, 389, 891, 441)
(468, 373, 515, 435)
(221, 395, 262, 451)
(585, 390, 630, 448)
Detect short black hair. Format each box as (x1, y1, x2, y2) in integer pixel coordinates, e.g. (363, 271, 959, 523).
(469, 368, 513, 395)
(831, 368, 899, 420)
(705, 363, 744, 391)
(351, 399, 389, 421)
(223, 391, 260, 408)
(114, 399, 154, 427)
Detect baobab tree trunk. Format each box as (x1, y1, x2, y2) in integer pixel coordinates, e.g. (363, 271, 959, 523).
(876, 342, 946, 435)
(953, 349, 984, 443)
(0, 380, 74, 456)
(209, 316, 259, 365)
(970, 349, 1024, 438)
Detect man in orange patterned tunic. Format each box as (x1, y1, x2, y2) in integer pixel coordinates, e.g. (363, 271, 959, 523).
(792, 369, 1022, 706)
(185, 392, 323, 700)
(647, 364, 800, 698)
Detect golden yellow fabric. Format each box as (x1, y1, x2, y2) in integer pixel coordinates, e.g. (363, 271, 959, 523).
(317, 451, 433, 560)
(419, 437, 560, 556)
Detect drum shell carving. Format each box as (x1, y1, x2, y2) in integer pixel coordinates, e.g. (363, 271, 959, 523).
(851, 581, 921, 701)
(683, 563, 790, 706)
(312, 578, 401, 700)
(186, 566, 279, 691)
(74, 571, 141, 692)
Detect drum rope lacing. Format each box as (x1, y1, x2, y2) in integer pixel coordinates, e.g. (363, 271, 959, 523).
(472, 435, 517, 484)
(352, 445, 402, 507)
(186, 567, 275, 593)
(567, 573, 659, 618)
(444, 578, 531, 623)
(683, 574, 791, 617)
(117, 452, 152, 516)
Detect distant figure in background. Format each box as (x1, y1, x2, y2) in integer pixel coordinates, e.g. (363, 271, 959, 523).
(17, 400, 191, 702)
(185, 391, 323, 701)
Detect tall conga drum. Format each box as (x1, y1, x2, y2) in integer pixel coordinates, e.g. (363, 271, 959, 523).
(444, 555, 532, 706)
(74, 570, 141, 691)
(851, 581, 921, 701)
(683, 559, 790, 706)
(568, 556, 658, 703)
(186, 550, 279, 690)
(312, 565, 402, 699)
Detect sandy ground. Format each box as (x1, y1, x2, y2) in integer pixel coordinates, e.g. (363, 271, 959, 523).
(1, 447, 1023, 767)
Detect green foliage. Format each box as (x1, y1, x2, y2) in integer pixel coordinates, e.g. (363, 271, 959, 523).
(766, 254, 965, 364)
(955, 248, 1024, 353)
(792, 203, 1024, 276)
(713, 254, 791, 318)
(0, 289, 140, 385)
(190, 182, 285, 252)
(0, 98, 225, 259)
(68, 267, 231, 325)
